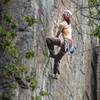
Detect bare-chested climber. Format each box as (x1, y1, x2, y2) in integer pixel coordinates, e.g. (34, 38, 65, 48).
(46, 10, 75, 79)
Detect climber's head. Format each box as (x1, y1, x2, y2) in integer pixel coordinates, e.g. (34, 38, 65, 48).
(63, 10, 72, 18)
(62, 10, 72, 24)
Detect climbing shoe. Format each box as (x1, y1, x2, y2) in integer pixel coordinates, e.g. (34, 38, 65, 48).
(14, 76, 29, 89)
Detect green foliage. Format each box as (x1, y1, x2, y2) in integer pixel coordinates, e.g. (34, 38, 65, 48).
(5, 43, 19, 58)
(88, 0, 100, 6)
(6, 32, 16, 40)
(26, 76, 33, 82)
(3, 0, 11, 4)
(31, 96, 41, 100)
(24, 16, 38, 26)
(4, 15, 12, 23)
(39, 91, 49, 96)
(0, 11, 38, 100)
(2, 81, 17, 90)
(2, 93, 11, 100)
(89, 10, 100, 18)
(31, 91, 49, 100)
(91, 26, 100, 38)
(30, 79, 38, 90)
(7, 64, 27, 75)
(96, 12, 100, 16)
(88, 0, 100, 17)
(11, 22, 18, 29)
(0, 26, 17, 58)
(0, 26, 6, 37)
(89, 10, 95, 17)
(88, 0, 100, 38)
(88, 19, 94, 26)
(26, 76, 38, 91)
(0, 26, 16, 40)
(8, 82, 17, 89)
(2, 92, 15, 100)
(3, 15, 18, 30)
(25, 50, 34, 59)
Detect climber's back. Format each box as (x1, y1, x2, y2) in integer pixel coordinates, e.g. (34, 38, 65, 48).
(59, 21, 73, 42)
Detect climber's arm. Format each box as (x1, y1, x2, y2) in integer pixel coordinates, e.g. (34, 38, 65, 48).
(56, 30, 60, 37)
(56, 23, 63, 37)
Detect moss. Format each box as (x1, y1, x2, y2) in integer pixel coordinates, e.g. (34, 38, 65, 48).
(31, 96, 41, 100)
(91, 26, 100, 38)
(0, 13, 38, 99)
(5, 43, 19, 58)
(26, 76, 38, 91)
(31, 91, 49, 100)
(39, 91, 49, 96)
(23, 16, 38, 27)
(3, 0, 11, 4)
(7, 64, 27, 75)
(4, 15, 12, 23)
(2, 92, 15, 100)
(25, 50, 34, 59)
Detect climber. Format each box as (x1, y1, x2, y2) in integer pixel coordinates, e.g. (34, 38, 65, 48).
(46, 10, 75, 79)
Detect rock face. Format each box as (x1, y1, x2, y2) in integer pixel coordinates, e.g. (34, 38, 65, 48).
(97, 47, 100, 100)
(0, 0, 97, 100)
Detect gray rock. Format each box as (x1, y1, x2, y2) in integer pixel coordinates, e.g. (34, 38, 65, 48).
(0, 0, 99, 100)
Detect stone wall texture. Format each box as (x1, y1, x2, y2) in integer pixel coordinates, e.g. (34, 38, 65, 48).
(0, 0, 98, 100)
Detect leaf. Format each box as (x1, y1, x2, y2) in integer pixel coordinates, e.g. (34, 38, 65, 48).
(24, 16, 38, 26)
(31, 96, 41, 100)
(35, 96, 42, 100)
(7, 64, 27, 75)
(25, 50, 34, 59)
(7, 64, 18, 75)
(5, 32, 16, 40)
(3, 0, 11, 4)
(11, 22, 18, 29)
(91, 26, 100, 38)
(19, 65, 28, 73)
(5, 43, 19, 58)
(4, 15, 12, 23)
(0, 26, 6, 37)
(26, 76, 32, 82)
(39, 91, 49, 96)
(8, 82, 17, 89)
(30, 79, 38, 90)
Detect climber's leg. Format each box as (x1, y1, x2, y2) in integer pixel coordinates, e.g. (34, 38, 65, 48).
(46, 37, 61, 58)
(54, 60, 60, 74)
(53, 42, 66, 75)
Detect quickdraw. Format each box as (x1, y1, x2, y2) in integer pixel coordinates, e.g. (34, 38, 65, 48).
(64, 40, 76, 55)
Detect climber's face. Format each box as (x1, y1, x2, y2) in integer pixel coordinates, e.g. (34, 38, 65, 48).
(62, 10, 72, 21)
(62, 14, 71, 21)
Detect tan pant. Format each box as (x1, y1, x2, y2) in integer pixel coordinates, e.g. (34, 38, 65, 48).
(46, 37, 66, 74)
